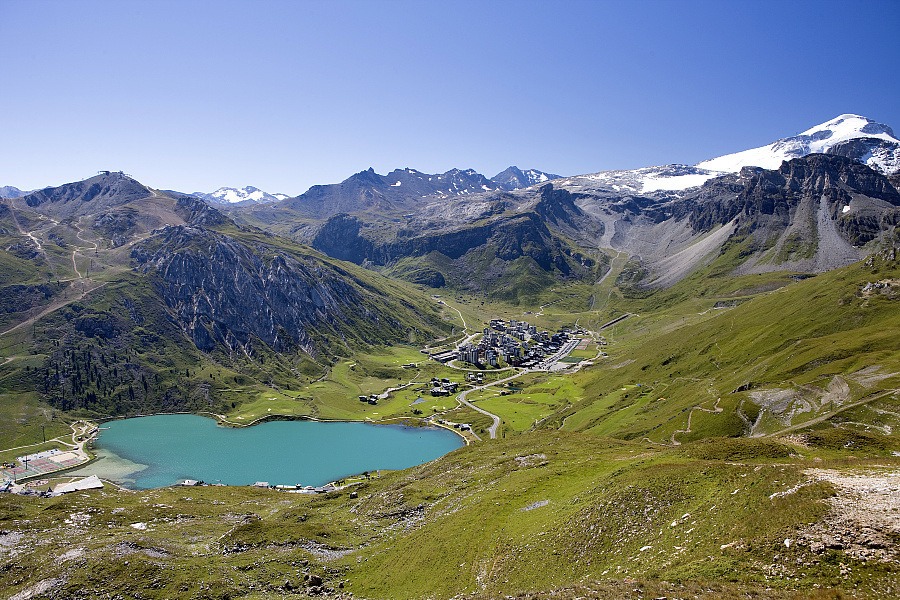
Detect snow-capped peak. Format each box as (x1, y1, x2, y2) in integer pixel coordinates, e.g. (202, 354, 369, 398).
(490, 166, 562, 191)
(195, 186, 289, 205)
(696, 114, 900, 175)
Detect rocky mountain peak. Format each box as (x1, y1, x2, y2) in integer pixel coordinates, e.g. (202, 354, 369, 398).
(0, 185, 30, 199)
(491, 166, 562, 191)
(19, 172, 152, 218)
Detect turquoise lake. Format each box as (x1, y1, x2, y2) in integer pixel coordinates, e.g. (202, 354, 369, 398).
(78, 414, 464, 490)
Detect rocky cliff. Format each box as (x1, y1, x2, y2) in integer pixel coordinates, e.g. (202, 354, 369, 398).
(685, 154, 900, 233)
(273, 167, 504, 220)
(131, 225, 441, 356)
(614, 155, 900, 284)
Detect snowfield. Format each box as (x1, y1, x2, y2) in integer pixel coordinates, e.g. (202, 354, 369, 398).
(697, 114, 900, 175)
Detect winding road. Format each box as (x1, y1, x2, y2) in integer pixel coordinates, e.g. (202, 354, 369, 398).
(429, 297, 597, 439)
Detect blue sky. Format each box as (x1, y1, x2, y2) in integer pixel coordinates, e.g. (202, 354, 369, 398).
(1, 0, 898, 195)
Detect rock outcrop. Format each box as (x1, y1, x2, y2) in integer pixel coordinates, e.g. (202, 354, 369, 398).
(132, 226, 431, 355)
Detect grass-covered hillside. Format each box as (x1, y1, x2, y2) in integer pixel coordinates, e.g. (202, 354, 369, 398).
(2, 431, 897, 599)
(3, 172, 900, 599)
(548, 245, 900, 446)
(0, 190, 453, 449)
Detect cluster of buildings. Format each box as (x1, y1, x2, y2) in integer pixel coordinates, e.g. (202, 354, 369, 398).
(429, 377, 459, 397)
(453, 319, 575, 368)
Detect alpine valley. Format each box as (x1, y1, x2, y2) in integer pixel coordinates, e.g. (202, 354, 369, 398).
(1, 114, 900, 600)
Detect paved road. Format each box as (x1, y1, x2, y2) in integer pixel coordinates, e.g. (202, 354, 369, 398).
(456, 375, 519, 439)
(453, 338, 584, 439)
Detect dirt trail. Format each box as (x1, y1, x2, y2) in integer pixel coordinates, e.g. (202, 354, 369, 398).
(670, 398, 723, 445)
(4, 199, 28, 242)
(0, 280, 107, 337)
(71, 221, 100, 279)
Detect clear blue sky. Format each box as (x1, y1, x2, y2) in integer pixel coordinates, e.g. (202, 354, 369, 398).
(1, 0, 898, 195)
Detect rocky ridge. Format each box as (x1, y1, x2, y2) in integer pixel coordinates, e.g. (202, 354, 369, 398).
(310, 183, 600, 299)
(131, 222, 437, 356)
(233, 115, 900, 295)
(18, 172, 153, 219)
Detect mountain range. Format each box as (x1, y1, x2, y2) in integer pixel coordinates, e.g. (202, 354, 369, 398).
(3, 114, 900, 599)
(4, 114, 898, 304)
(188, 167, 561, 211)
(2, 112, 898, 357)
(211, 114, 896, 301)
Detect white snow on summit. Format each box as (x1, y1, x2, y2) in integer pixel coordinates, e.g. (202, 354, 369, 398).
(556, 114, 900, 197)
(200, 186, 288, 205)
(697, 114, 900, 175)
(639, 171, 719, 193)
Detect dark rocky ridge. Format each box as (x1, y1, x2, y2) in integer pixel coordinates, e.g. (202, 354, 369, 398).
(491, 166, 562, 191)
(131, 225, 434, 356)
(603, 154, 900, 285)
(273, 167, 501, 220)
(20, 172, 152, 219)
(313, 185, 590, 272)
(683, 154, 900, 233)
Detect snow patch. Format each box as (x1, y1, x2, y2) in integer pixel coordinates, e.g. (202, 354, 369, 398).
(573, 165, 721, 194)
(640, 172, 720, 193)
(697, 114, 900, 174)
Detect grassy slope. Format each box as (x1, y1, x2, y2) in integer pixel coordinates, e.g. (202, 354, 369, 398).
(2, 432, 897, 599)
(544, 249, 900, 444)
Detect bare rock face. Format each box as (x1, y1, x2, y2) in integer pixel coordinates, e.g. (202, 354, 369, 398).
(131, 225, 405, 355)
(828, 137, 900, 176)
(22, 172, 152, 219)
(616, 154, 900, 284)
(311, 213, 373, 264)
(685, 154, 900, 234)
